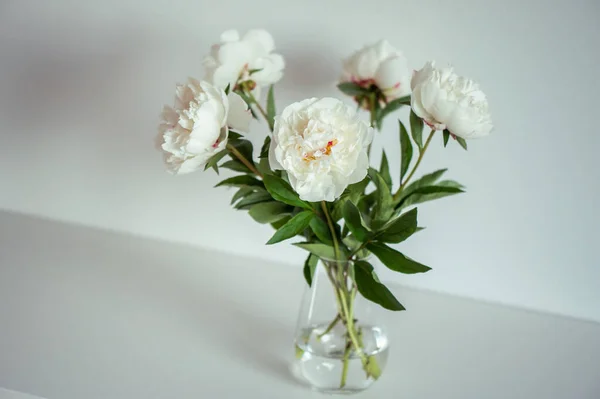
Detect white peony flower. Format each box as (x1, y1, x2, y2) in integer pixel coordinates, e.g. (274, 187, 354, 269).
(203, 29, 285, 94)
(411, 61, 493, 139)
(342, 39, 411, 100)
(269, 98, 374, 202)
(157, 79, 252, 174)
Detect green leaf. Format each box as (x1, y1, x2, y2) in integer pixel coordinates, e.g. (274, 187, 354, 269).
(294, 242, 336, 260)
(400, 185, 464, 208)
(228, 132, 243, 140)
(229, 139, 255, 168)
(204, 149, 228, 173)
(409, 110, 424, 148)
(234, 191, 272, 209)
(267, 211, 314, 245)
(303, 253, 319, 286)
(309, 217, 332, 245)
(248, 202, 291, 224)
(399, 168, 447, 200)
(266, 85, 276, 131)
(331, 196, 349, 222)
(263, 174, 311, 210)
(354, 261, 405, 311)
(220, 159, 252, 174)
(399, 121, 413, 182)
(377, 95, 411, 126)
(224, 83, 231, 95)
(342, 201, 370, 242)
(248, 68, 263, 75)
(377, 208, 418, 243)
(367, 242, 431, 274)
(368, 168, 394, 223)
(443, 129, 450, 147)
(456, 136, 468, 150)
(215, 175, 262, 188)
(379, 151, 392, 188)
(348, 177, 370, 204)
(343, 235, 371, 260)
(259, 136, 271, 159)
(337, 82, 365, 96)
(437, 180, 465, 189)
(236, 90, 255, 105)
(230, 187, 254, 205)
(271, 216, 291, 230)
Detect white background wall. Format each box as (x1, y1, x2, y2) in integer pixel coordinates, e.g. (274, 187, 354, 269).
(0, 0, 598, 321)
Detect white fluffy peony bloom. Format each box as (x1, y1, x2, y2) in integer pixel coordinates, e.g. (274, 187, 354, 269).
(157, 79, 251, 174)
(203, 29, 284, 94)
(411, 61, 493, 139)
(342, 39, 411, 100)
(269, 98, 374, 202)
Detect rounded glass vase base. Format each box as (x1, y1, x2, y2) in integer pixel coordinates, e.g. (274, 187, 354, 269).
(292, 322, 388, 395)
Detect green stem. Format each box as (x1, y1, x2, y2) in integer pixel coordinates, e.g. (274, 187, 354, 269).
(340, 340, 352, 388)
(226, 143, 263, 178)
(317, 314, 340, 340)
(393, 128, 436, 202)
(245, 91, 271, 131)
(321, 201, 340, 261)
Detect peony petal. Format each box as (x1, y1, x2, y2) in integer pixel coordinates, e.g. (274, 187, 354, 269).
(243, 29, 275, 54)
(218, 41, 251, 67)
(186, 110, 221, 153)
(220, 30, 240, 43)
(410, 87, 434, 122)
(268, 136, 283, 170)
(374, 55, 410, 92)
(212, 63, 242, 90)
(226, 92, 252, 132)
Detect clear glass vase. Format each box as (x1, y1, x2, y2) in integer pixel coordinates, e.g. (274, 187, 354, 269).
(292, 258, 389, 394)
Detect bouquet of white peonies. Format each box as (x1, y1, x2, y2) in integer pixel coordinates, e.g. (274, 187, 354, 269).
(156, 29, 492, 392)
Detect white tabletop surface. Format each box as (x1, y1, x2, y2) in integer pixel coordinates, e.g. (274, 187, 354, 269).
(0, 211, 599, 399)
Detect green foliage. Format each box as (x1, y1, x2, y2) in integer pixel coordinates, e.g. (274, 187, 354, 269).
(456, 136, 468, 150)
(215, 175, 262, 188)
(263, 174, 311, 210)
(230, 187, 255, 205)
(399, 121, 413, 181)
(309, 217, 332, 245)
(368, 168, 394, 223)
(267, 211, 314, 245)
(379, 151, 392, 188)
(220, 159, 252, 174)
(234, 191, 272, 210)
(248, 202, 290, 224)
(337, 82, 365, 96)
(409, 110, 424, 148)
(366, 242, 431, 274)
(443, 129, 450, 147)
(354, 260, 405, 311)
(303, 253, 319, 286)
(294, 242, 336, 260)
(398, 185, 464, 209)
(204, 149, 228, 173)
(376, 208, 418, 243)
(259, 136, 271, 159)
(342, 201, 370, 242)
(376, 96, 411, 129)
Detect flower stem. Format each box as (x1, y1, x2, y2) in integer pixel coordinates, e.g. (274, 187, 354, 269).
(393, 128, 436, 202)
(226, 143, 263, 178)
(340, 339, 352, 388)
(317, 314, 340, 340)
(320, 201, 340, 261)
(245, 91, 271, 131)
